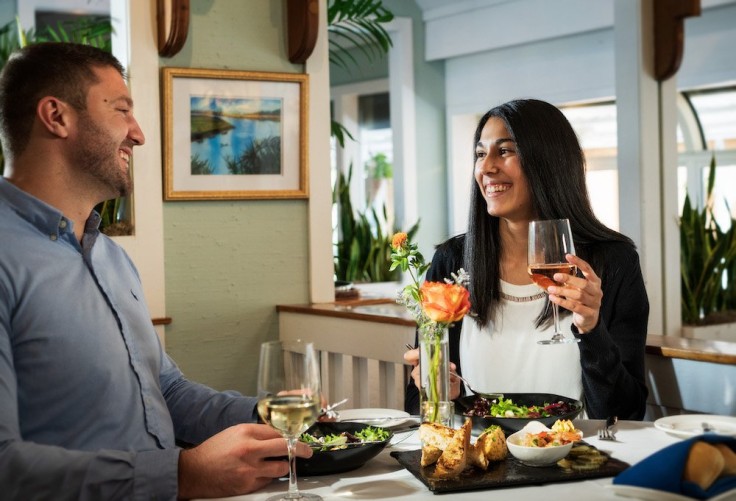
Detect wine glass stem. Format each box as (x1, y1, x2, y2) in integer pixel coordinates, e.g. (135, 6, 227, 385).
(552, 302, 561, 334)
(286, 436, 300, 498)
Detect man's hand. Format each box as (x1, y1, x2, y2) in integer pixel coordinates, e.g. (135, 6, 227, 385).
(177, 423, 313, 499)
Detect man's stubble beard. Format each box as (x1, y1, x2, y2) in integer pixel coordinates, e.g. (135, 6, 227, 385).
(72, 113, 132, 199)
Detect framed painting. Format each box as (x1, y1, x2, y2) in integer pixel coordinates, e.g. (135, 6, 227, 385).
(161, 68, 309, 200)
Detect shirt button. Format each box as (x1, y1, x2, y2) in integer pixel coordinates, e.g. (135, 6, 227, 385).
(49, 234, 58, 241)
(59, 220, 67, 229)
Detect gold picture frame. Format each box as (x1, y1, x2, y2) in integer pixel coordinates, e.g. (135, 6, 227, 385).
(161, 68, 309, 200)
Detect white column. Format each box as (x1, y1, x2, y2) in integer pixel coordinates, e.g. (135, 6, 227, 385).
(614, 0, 681, 336)
(306, 0, 336, 303)
(387, 18, 417, 231)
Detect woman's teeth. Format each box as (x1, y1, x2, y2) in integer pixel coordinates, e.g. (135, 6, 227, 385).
(486, 184, 509, 195)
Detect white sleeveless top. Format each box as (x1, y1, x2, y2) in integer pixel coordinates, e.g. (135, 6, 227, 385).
(458, 280, 583, 402)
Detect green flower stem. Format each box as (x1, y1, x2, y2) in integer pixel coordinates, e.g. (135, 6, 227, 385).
(421, 328, 446, 424)
(427, 333, 440, 422)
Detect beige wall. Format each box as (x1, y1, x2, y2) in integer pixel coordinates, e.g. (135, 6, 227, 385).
(161, 0, 312, 394)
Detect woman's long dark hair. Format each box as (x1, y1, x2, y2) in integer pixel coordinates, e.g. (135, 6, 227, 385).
(464, 99, 633, 328)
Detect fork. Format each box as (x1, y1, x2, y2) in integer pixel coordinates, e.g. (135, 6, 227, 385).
(404, 343, 503, 400)
(451, 372, 504, 400)
(319, 397, 348, 420)
(598, 415, 618, 441)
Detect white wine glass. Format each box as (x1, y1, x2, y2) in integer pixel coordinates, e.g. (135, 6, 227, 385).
(527, 218, 581, 345)
(257, 340, 322, 501)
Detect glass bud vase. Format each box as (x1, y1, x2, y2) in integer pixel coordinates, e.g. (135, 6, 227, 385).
(418, 326, 453, 426)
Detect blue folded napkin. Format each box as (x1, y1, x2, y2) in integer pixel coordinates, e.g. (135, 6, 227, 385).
(613, 434, 736, 499)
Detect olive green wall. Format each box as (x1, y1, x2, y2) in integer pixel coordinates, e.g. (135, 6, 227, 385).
(161, 0, 310, 395)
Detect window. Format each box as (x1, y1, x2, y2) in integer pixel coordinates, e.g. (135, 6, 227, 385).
(561, 102, 619, 231)
(331, 87, 394, 241)
(358, 93, 394, 228)
(561, 88, 736, 232)
(678, 87, 736, 230)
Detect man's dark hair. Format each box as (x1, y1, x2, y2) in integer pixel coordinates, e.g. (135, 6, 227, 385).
(0, 42, 125, 159)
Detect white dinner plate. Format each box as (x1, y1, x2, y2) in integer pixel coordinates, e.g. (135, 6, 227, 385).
(338, 408, 412, 428)
(606, 484, 736, 501)
(653, 414, 736, 439)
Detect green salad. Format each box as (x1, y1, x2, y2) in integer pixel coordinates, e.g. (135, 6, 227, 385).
(300, 426, 390, 451)
(466, 396, 577, 418)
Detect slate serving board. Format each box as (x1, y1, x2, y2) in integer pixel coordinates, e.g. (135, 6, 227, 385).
(390, 442, 629, 494)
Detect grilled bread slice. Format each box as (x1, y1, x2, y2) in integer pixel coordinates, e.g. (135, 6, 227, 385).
(421, 444, 444, 467)
(419, 422, 455, 450)
(434, 419, 472, 479)
(419, 421, 456, 467)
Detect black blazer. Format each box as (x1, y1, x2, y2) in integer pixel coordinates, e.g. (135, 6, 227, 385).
(405, 234, 650, 420)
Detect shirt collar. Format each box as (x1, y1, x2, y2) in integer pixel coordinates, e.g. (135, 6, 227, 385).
(0, 177, 100, 244)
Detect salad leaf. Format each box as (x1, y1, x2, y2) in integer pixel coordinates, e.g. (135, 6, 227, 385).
(355, 426, 389, 442)
(300, 425, 389, 451)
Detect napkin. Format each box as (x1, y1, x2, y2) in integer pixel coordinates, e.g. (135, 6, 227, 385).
(613, 434, 736, 499)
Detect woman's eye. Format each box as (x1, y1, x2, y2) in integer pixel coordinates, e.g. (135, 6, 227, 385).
(475, 151, 486, 159)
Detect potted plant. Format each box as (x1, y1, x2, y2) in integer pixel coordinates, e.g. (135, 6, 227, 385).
(333, 163, 418, 283)
(328, 0, 407, 285)
(680, 156, 736, 340)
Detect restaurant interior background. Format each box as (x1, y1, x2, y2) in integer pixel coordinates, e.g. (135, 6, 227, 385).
(3, 0, 734, 414)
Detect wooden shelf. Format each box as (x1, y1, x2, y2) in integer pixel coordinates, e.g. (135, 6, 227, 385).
(646, 334, 736, 365)
(278, 300, 736, 366)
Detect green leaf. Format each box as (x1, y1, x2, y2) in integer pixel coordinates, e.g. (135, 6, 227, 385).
(680, 155, 736, 324)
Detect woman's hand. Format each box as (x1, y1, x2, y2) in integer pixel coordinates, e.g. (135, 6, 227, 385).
(403, 348, 461, 399)
(547, 253, 603, 334)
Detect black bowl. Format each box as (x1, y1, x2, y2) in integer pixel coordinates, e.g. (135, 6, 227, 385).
(456, 392, 583, 435)
(296, 421, 393, 476)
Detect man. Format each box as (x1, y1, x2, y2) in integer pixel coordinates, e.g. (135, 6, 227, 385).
(0, 42, 311, 499)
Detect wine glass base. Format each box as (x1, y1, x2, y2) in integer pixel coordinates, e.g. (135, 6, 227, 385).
(538, 337, 581, 345)
(265, 493, 322, 501)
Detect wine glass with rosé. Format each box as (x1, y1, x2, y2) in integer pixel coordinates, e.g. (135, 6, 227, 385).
(527, 218, 581, 345)
(257, 340, 322, 501)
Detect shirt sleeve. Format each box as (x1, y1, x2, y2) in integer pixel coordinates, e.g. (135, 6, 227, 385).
(575, 243, 650, 420)
(158, 352, 260, 446)
(0, 320, 180, 501)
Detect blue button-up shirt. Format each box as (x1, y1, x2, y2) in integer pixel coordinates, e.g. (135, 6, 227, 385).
(0, 178, 258, 500)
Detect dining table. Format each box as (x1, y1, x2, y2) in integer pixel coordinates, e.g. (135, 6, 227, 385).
(205, 419, 688, 500)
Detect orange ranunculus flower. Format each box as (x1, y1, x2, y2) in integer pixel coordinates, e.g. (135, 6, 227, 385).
(420, 281, 471, 323)
(391, 232, 408, 250)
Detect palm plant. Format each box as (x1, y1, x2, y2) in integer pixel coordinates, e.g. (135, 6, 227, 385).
(327, 0, 393, 72)
(327, 0, 393, 148)
(328, 0, 403, 282)
(680, 156, 736, 324)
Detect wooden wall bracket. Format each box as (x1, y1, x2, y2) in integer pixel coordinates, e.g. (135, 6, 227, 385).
(653, 0, 701, 81)
(158, 0, 190, 58)
(287, 0, 319, 63)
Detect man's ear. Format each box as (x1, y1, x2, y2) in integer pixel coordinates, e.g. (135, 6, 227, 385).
(36, 96, 72, 138)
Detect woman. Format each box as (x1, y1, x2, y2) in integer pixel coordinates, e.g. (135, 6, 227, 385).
(404, 99, 649, 420)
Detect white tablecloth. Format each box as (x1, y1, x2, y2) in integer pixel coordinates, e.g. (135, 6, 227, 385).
(211, 420, 682, 500)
